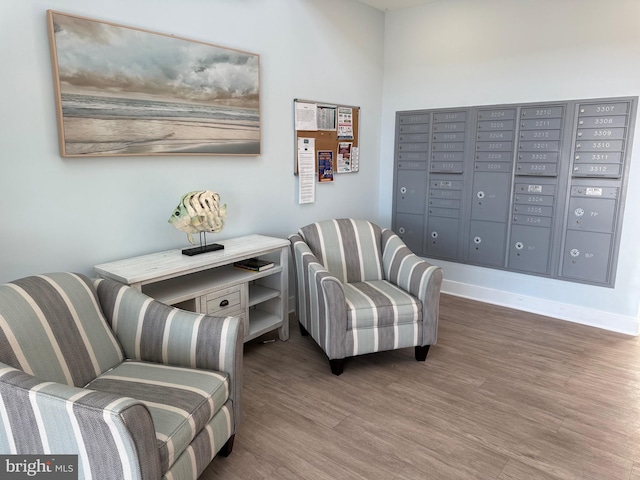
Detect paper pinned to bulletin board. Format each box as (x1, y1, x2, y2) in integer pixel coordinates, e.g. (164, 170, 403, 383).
(294, 99, 360, 175)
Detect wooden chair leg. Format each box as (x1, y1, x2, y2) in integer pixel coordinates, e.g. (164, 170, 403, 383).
(415, 345, 430, 362)
(299, 323, 309, 336)
(329, 358, 344, 376)
(219, 434, 235, 457)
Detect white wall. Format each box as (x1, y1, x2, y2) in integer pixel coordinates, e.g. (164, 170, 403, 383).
(380, 0, 640, 334)
(0, 0, 385, 284)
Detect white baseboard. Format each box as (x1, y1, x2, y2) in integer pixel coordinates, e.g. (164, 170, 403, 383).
(442, 279, 639, 336)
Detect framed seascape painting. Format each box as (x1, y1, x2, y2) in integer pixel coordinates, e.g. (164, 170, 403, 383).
(47, 11, 261, 157)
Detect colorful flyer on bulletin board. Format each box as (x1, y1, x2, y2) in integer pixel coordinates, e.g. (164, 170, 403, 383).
(337, 106, 353, 139)
(318, 150, 334, 182)
(337, 141, 352, 173)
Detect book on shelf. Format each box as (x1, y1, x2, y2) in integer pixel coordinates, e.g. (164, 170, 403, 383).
(233, 258, 275, 272)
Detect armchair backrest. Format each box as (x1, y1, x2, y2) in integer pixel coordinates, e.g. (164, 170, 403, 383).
(298, 219, 384, 283)
(0, 272, 124, 387)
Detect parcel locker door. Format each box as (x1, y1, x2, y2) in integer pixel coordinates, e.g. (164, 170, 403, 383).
(467, 221, 507, 267)
(394, 213, 425, 255)
(566, 197, 616, 233)
(426, 216, 460, 260)
(471, 172, 511, 222)
(561, 230, 612, 284)
(396, 170, 427, 215)
(507, 225, 551, 274)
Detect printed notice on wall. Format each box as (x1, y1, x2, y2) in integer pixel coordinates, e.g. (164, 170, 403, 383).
(298, 137, 316, 204)
(351, 146, 359, 172)
(317, 105, 337, 130)
(295, 102, 317, 131)
(337, 106, 353, 139)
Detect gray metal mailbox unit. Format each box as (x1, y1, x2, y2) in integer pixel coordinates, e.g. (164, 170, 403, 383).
(392, 96, 637, 287)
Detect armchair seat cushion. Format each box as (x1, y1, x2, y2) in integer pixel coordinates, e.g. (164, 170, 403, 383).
(344, 280, 422, 330)
(86, 360, 229, 472)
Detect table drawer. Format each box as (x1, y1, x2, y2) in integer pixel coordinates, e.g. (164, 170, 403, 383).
(203, 286, 242, 315)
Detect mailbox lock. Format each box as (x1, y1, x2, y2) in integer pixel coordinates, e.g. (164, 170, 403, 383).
(400, 187, 407, 194)
(474, 236, 482, 244)
(570, 248, 580, 257)
(398, 227, 406, 234)
(575, 208, 584, 217)
(431, 231, 438, 238)
(515, 242, 524, 250)
(477, 191, 485, 199)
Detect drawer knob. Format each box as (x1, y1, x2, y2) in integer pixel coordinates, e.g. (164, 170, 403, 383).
(219, 299, 229, 307)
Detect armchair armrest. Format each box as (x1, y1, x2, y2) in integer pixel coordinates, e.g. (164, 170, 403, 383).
(381, 229, 443, 345)
(94, 278, 244, 427)
(289, 234, 348, 360)
(0, 364, 160, 480)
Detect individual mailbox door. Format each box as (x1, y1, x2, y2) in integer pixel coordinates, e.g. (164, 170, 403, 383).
(574, 152, 622, 164)
(518, 141, 560, 152)
(519, 130, 561, 141)
(398, 133, 429, 143)
(572, 163, 622, 178)
(394, 213, 425, 255)
(520, 118, 563, 130)
(471, 172, 511, 222)
(476, 151, 511, 162)
(398, 142, 429, 153)
(512, 205, 553, 217)
(575, 140, 624, 152)
(477, 130, 515, 141)
(398, 113, 430, 125)
(433, 111, 467, 123)
(566, 197, 616, 233)
(516, 162, 558, 176)
(398, 160, 428, 171)
(467, 221, 507, 267)
(397, 151, 428, 162)
(430, 188, 461, 200)
(475, 162, 512, 173)
(396, 170, 426, 215)
(426, 216, 460, 260)
(579, 102, 629, 116)
(431, 162, 464, 173)
(428, 198, 461, 209)
(433, 132, 466, 142)
(513, 193, 555, 207)
(508, 225, 551, 274)
(561, 230, 612, 284)
(577, 128, 626, 140)
(398, 122, 429, 134)
(517, 152, 559, 163)
(578, 115, 627, 128)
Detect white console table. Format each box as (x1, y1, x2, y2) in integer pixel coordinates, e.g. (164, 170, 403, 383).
(94, 234, 289, 342)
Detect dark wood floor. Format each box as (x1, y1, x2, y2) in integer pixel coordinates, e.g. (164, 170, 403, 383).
(203, 294, 640, 479)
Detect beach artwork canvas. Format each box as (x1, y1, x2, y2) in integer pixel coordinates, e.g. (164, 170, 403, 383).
(47, 11, 260, 157)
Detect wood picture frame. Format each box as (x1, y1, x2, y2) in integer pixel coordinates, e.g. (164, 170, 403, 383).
(47, 10, 261, 157)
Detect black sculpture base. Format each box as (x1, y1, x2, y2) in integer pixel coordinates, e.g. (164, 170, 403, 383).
(181, 243, 224, 256)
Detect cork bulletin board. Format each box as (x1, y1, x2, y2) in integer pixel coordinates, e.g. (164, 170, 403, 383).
(294, 99, 360, 175)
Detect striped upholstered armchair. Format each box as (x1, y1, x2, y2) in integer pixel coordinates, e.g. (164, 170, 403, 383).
(0, 272, 243, 480)
(290, 219, 443, 375)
